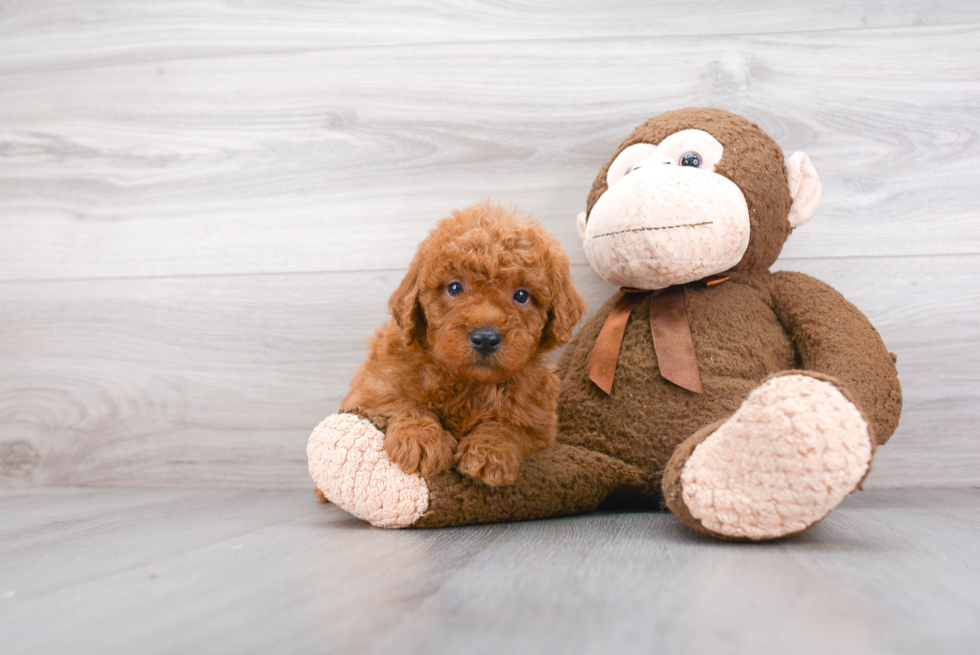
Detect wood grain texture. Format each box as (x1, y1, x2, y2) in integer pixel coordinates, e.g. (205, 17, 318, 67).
(1, 256, 976, 488)
(2, 0, 978, 74)
(2, 488, 979, 654)
(0, 24, 978, 281)
(0, 2, 977, 490)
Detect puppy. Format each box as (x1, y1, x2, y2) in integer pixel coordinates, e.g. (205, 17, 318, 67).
(342, 201, 587, 486)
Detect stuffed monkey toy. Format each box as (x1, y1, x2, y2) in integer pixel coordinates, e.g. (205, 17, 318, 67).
(308, 108, 902, 540)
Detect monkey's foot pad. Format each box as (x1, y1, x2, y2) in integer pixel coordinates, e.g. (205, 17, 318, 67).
(307, 413, 429, 528)
(681, 374, 874, 540)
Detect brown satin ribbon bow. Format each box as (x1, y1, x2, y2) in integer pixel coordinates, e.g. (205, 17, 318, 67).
(588, 275, 730, 395)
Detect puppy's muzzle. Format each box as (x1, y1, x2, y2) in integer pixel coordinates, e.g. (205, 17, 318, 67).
(469, 328, 502, 356)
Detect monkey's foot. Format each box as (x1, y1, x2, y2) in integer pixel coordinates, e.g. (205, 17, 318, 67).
(307, 411, 429, 528)
(663, 373, 874, 541)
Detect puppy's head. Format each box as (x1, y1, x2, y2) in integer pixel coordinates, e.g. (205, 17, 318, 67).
(389, 201, 587, 384)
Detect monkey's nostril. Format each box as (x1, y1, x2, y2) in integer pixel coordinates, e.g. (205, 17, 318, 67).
(469, 328, 502, 356)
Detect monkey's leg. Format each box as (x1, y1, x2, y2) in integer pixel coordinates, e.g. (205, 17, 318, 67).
(661, 372, 875, 541)
(308, 410, 650, 529)
(415, 443, 653, 528)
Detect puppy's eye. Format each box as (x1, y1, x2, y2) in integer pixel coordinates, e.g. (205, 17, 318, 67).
(513, 288, 531, 305)
(680, 151, 702, 168)
(446, 281, 464, 297)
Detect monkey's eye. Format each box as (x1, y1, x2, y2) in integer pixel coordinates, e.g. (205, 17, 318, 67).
(446, 281, 464, 297)
(625, 165, 642, 175)
(513, 288, 531, 305)
(680, 152, 702, 168)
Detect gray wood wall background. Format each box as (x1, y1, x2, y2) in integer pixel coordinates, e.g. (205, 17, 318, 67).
(1, 1, 978, 489)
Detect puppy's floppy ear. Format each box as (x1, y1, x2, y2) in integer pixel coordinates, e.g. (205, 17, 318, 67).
(540, 247, 588, 351)
(388, 254, 428, 346)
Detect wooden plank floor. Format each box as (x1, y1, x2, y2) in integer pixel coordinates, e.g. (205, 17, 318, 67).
(1, 488, 979, 654)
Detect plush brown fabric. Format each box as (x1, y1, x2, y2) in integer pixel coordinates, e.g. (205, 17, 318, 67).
(414, 444, 653, 528)
(405, 108, 902, 535)
(772, 271, 901, 444)
(557, 277, 798, 484)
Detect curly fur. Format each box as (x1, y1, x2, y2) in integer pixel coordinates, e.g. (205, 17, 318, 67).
(342, 201, 587, 486)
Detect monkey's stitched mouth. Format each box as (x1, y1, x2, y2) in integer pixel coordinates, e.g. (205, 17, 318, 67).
(592, 221, 714, 239)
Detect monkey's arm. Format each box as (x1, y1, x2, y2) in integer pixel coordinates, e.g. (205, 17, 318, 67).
(772, 271, 902, 444)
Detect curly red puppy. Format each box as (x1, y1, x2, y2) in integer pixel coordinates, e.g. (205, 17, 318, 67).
(342, 201, 587, 486)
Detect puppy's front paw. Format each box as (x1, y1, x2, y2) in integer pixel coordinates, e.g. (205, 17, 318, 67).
(383, 417, 457, 479)
(455, 435, 522, 486)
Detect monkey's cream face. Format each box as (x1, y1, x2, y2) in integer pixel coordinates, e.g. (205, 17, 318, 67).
(580, 129, 750, 290)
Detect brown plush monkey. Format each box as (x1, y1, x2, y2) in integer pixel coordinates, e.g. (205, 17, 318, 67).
(308, 108, 902, 540)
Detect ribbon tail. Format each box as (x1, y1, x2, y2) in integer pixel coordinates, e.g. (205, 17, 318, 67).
(588, 292, 645, 395)
(649, 286, 704, 394)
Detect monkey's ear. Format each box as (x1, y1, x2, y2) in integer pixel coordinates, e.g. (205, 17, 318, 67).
(785, 152, 822, 228)
(387, 255, 428, 346)
(577, 211, 588, 240)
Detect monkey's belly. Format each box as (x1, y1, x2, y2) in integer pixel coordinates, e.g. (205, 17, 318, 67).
(556, 284, 797, 476)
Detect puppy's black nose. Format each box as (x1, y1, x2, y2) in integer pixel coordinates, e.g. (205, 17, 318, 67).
(469, 328, 502, 356)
